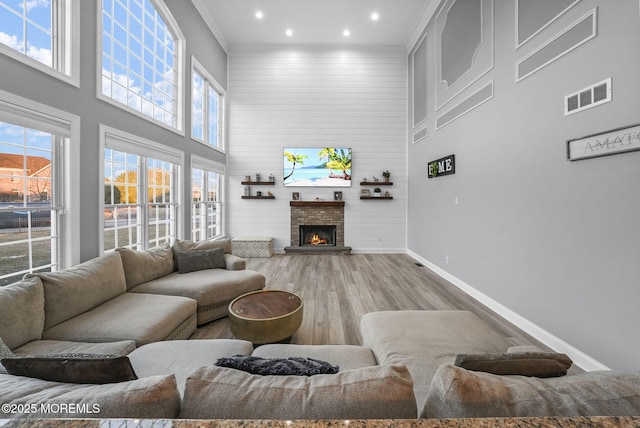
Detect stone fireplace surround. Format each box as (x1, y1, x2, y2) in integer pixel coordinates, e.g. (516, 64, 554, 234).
(285, 201, 352, 254)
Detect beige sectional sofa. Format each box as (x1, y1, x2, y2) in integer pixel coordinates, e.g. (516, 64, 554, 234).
(2, 258, 640, 421)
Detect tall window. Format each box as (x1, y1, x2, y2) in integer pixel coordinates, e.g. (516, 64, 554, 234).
(0, 0, 78, 84)
(191, 159, 223, 241)
(0, 122, 62, 286)
(191, 58, 225, 150)
(102, 127, 180, 252)
(100, 0, 183, 129)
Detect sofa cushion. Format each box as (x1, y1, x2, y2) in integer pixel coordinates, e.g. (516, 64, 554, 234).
(0, 276, 45, 349)
(252, 344, 378, 371)
(129, 269, 265, 312)
(127, 339, 253, 395)
(116, 245, 175, 289)
(13, 340, 136, 357)
(42, 293, 197, 346)
(360, 310, 511, 418)
(0, 338, 16, 374)
(172, 238, 232, 267)
(454, 352, 572, 377)
(177, 248, 226, 274)
(181, 364, 417, 420)
(27, 252, 127, 330)
(2, 354, 137, 384)
(0, 373, 180, 419)
(215, 355, 339, 376)
(424, 364, 640, 418)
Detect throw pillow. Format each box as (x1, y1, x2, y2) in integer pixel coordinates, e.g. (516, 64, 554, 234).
(177, 248, 226, 274)
(454, 352, 572, 378)
(1, 353, 138, 384)
(215, 355, 339, 376)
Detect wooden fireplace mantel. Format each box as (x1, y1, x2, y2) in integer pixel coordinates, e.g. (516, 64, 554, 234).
(290, 201, 345, 207)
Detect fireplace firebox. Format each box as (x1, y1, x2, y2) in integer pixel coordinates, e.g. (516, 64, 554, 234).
(299, 225, 336, 247)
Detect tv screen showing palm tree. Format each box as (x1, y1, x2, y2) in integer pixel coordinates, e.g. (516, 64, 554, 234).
(283, 147, 352, 187)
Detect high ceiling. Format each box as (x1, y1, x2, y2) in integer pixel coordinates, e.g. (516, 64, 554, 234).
(192, 0, 435, 50)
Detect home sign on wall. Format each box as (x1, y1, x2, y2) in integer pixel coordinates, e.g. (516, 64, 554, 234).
(428, 154, 455, 178)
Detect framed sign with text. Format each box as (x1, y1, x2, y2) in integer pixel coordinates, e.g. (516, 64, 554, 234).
(428, 154, 455, 178)
(567, 123, 640, 161)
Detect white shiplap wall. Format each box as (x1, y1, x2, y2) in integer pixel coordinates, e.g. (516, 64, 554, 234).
(227, 46, 407, 252)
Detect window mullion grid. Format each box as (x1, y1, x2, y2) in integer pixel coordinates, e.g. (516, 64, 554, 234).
(140, 156, 149, 248)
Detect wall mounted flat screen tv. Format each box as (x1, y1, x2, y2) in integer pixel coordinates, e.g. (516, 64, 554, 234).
(283, 147, 352, 187)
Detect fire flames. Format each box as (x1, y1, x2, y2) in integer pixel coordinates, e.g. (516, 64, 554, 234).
(308, 234, 328, 245)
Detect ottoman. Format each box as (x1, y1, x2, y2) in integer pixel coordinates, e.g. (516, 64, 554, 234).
(232, 236, 274, 257)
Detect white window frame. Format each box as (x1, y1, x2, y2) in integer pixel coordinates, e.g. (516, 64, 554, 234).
(0, 88, 81, 275)
(0, 0, 80, 87)
(190, 155, 225, 241)
(99, 124, 183, 253)
(190, 56, 226, 152)
(97, 0, 185, 134)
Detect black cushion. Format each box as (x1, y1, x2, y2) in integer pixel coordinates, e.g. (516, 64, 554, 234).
(1, 353, 138, 384)
(454, 352, 572, 378)
(215, 355, 339, 376)
(177, 248, 226, 274)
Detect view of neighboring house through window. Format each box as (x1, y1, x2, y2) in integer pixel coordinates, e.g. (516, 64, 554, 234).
(0, 121, 61, 286)
(101, 0, 181, 129)
(191, 60, 225, 150)
(191, 163, 223, 241)
(103, 130, 180, 252)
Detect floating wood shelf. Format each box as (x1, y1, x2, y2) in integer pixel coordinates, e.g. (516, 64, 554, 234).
(242, 196, 275, 199)
(242, 181, 275, 185)
(290, 201, 345, 207)
(360, 181, 393, 185)
(360, 196, 393, 200)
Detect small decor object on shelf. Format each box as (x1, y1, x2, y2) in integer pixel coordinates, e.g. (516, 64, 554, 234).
(362, 177, 367, 183)
(382, 170, 391, 182)
(255, 173, 261, 182)
(361, 189, 371, 197)
(373, 176, 379, 182)
(256, 191, 262, 197)
(268, 173, 275, 182)
(384, 191, 390, 197)
(292, 192, 300, 201)
(245, 175, 251, 182)
(244, 186, 250, 196)
(334, 191, 342, 201)
(374, 188, 381, 197)
(268, 191, 273, 197)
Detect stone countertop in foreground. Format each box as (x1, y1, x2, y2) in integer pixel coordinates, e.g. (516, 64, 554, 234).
(1, 418, 640, 428)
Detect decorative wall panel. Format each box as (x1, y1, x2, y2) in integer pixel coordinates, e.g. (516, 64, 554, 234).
(436, 81, 493, 130)
(435, 0, 494, 110)
(516, 0, 581, 48)
(412, 34, 428, 128)
(413, 128, 427, 144)
(517, 9, 597, 82)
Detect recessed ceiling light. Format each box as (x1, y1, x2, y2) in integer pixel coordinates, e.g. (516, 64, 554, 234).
(285, 29, 293, 36)
(371, 12, 380, 21)
(255, 11, 263, 20)
(343, 29, 350, 37)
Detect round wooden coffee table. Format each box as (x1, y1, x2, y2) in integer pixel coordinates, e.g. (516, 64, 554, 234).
(228, 290, 304, 344)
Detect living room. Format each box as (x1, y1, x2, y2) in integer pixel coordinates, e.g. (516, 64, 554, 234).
(0, 0, 639, 423)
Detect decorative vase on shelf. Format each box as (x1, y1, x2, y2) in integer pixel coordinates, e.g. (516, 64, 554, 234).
(382, 170, 391, 183)
(244, 186, 250, 196)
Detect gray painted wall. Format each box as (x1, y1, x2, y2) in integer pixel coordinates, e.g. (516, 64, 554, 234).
(407, 0, 640, 371)
(0, 0, 227, 262)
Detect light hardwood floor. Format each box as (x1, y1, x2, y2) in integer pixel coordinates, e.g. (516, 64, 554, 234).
(192, 253, 551, 351)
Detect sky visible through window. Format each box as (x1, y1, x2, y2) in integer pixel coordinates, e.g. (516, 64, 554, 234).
(102, 0, 178, 128)
(0, 0, 53, 67)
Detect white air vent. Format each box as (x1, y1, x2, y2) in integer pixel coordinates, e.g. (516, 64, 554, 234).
(564, 78, 611, 116)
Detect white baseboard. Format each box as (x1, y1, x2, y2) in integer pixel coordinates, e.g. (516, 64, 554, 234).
(406, 249, 609, 372)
